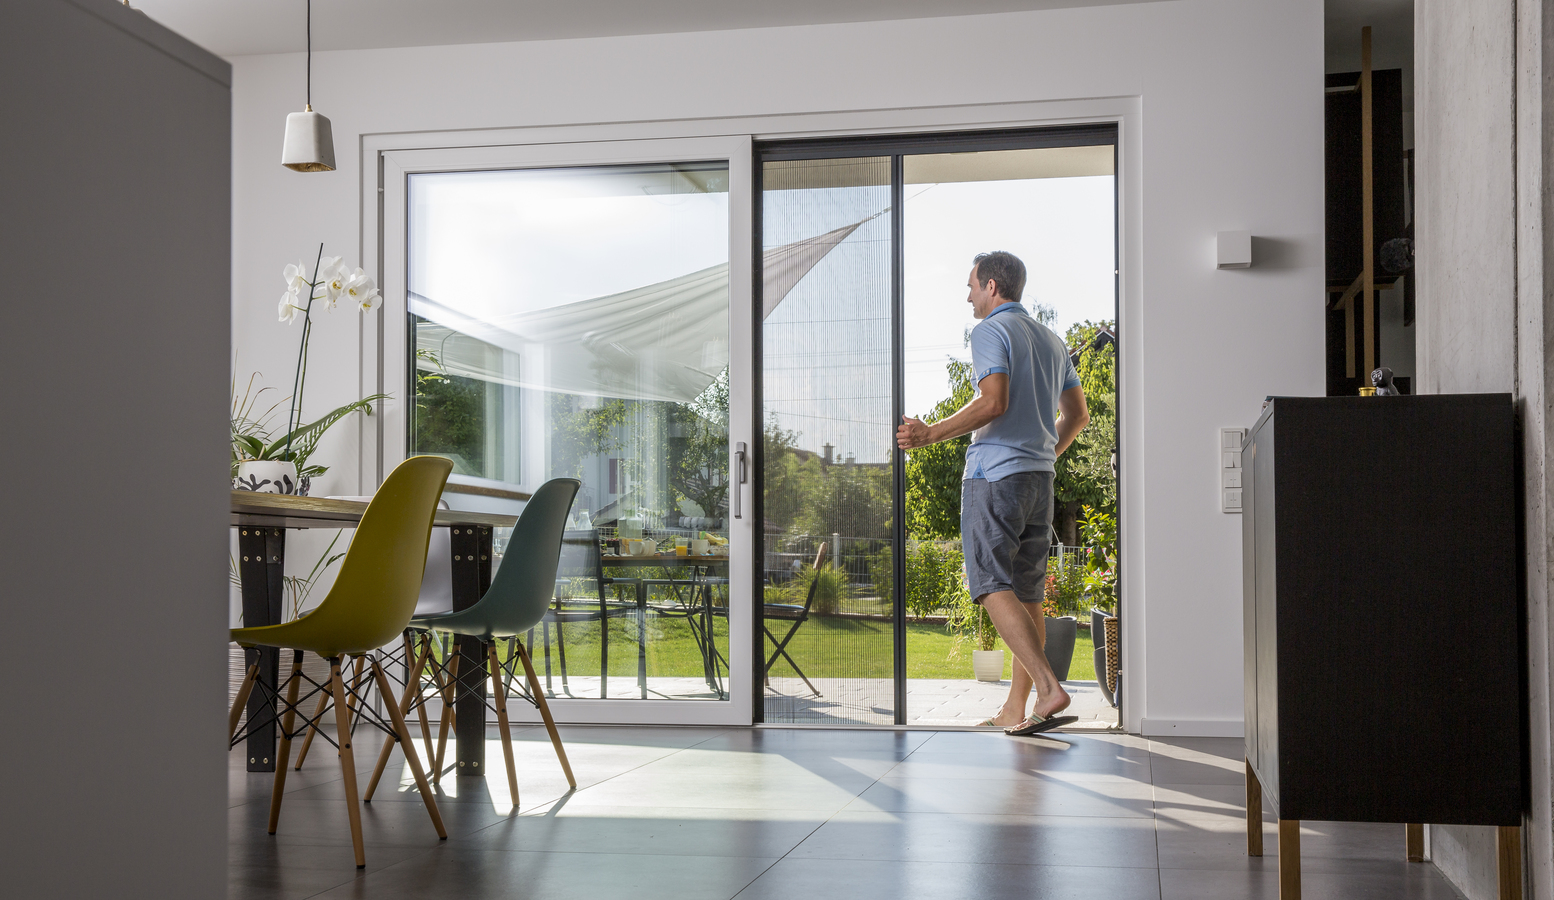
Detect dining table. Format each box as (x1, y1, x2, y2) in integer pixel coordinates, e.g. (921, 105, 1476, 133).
(230, 490, 517, 775)
(598, 552, 730, 698)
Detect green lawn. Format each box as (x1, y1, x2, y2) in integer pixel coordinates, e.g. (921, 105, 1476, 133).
(499, 611, 1096, 683)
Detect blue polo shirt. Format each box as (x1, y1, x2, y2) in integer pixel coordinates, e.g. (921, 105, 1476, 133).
(963, 302, 1081, 481)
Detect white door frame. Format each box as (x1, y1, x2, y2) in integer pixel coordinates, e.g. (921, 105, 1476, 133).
(359, 96, 1144, 731)
(374, 136, 754, 726)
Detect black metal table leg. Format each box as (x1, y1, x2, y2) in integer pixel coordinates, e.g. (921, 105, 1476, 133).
(450, 526, 492, 777)
(237, 526, 284, 772)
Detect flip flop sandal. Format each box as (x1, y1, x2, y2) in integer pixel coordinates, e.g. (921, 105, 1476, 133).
(1003, 713, 1078, 736)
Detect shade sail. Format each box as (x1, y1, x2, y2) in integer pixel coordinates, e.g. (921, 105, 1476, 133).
(411, 218, 867, 404)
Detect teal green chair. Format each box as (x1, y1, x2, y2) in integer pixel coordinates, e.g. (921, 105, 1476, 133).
(374, 477, 580, 810)
(227, 456, 452, 869)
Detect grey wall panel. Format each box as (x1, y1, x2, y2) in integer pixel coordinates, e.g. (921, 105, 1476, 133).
(0, 0, 229, 897)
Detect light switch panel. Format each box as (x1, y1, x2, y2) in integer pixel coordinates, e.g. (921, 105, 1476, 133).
(1220, 427, 1247, 513)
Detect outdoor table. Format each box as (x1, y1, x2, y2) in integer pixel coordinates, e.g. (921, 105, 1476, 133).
(230, 490, 517, 775)
(599, 553, 730, 697)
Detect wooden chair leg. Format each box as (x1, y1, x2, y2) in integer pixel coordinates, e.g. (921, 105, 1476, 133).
(408, 633, 434, 751)
(1246, 759, 1263, 857)
(328, 657, 367, 869)
(433, 653, 459, 785)
(1406, 823, 1424, 862)
(369, 655, 447, 840)
(229, 662, 259, 742)
(340, 655, 367, 738)
(292, 689, 331, 770)
(1278, 819, 1301, 900)
(365, 635, 433, 801)
(515, 637, 576, 788)
(1498, 825, 1523, 900)
(488, 641, 521, 809)
(266, 651, 304, 834)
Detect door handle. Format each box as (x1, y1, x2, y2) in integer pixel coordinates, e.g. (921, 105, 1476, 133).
(734, 441, 748, 519)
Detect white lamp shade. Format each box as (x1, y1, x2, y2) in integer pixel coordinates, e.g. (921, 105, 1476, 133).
(281, 110, 335, 172)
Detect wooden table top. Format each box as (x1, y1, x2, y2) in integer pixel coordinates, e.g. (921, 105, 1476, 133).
(231, 490, 518, 530)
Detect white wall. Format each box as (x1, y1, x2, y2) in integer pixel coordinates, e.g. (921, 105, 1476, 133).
(3, 1, 230, 896)
(226, 0, 1324, 734)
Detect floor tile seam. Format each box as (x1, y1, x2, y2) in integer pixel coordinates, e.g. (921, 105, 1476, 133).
(500, 742, 787, 815)
(290, 844, 443, 900)
(782, 851, 1163, 870)
(439, 731, 738, 821)
(728, 747, 905, 895)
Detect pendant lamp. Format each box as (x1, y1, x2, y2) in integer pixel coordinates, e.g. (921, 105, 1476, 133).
(281, 0, 335, 172)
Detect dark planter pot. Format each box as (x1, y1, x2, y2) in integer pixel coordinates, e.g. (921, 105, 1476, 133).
(1043, 615, 1077, 682)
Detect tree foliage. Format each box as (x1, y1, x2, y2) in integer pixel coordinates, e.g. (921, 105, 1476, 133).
(1053, 320, 1117, 518)
(904, 359, 975, 540)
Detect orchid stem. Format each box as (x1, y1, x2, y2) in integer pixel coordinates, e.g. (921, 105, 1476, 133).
(284, 243, 325, 464)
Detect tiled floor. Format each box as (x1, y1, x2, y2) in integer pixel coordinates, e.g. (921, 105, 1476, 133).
(230, 726, 1466, 899)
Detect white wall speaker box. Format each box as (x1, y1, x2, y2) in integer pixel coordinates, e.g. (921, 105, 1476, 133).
(1217, 231, 1252, 268)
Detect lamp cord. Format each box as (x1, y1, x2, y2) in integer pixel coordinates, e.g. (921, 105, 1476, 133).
(305, 0, 312, 109)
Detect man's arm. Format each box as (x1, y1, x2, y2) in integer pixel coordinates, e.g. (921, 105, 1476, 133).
(1054, 385, 1089, 456)
(896, 374, 1008, 450)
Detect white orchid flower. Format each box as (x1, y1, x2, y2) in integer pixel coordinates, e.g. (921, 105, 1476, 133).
(321, 265, 349, 309)
(344, 268, 380, 311)
(278, 291, 302, 324)
(282, 260, 311, 295)
(315, 257, 344, 306)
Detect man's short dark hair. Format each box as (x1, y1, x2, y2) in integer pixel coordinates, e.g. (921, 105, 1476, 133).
(972, 251, 1026, 302)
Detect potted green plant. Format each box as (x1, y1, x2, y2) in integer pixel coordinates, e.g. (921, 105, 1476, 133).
(947, 592, 1004, 682)
(1041, 560, 1087, 682)
(231, 247, 387, 494)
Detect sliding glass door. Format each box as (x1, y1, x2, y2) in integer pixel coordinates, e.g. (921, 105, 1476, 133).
(756, 128, 1119, 726)
(758, 157, 898, 725)
(380, 138, 754, 726)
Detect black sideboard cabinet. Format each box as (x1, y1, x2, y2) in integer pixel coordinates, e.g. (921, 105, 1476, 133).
(1241, 395, 1527, 899)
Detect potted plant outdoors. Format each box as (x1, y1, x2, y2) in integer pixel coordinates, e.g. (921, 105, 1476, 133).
(1041, 558, 1087, 682)
(231, 247, 386, 495)
(947, 592, 1005, 682)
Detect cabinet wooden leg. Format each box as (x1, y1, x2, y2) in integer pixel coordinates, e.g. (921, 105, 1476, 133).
(1278, 819, 1301, 900)
(1498, 825, 1522, 900)
(1246, 759, 1263, 856)
(1406, 823, 1424, 862)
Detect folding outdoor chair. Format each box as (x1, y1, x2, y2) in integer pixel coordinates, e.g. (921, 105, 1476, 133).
(762, 544, 827, 698)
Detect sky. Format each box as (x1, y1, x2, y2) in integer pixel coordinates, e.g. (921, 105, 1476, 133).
(903, 175, 1117, 419)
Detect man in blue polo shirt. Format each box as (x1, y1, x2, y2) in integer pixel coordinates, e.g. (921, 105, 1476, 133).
(897, 250, 1090, 735)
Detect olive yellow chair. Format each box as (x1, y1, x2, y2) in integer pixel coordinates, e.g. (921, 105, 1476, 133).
(227, 455, 452, 869)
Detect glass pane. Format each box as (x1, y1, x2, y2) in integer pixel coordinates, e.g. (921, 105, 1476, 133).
(761, 157, 896, 725)
(409, 162, 732, 701)
(901, 146, 1117, 727)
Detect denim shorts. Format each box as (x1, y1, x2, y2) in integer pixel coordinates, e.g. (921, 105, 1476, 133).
(961, 471, 1054, 603)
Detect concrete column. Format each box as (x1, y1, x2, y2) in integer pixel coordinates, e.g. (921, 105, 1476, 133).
(1416, 0, 1553, 897)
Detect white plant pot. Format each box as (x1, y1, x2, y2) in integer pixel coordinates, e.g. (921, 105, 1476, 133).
(972, 649, 1006, 683)
(233, 460, 302, 495)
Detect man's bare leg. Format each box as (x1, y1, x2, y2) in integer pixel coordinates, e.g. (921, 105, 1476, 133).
(988, 601, 1048, 726)
(982, 590, 1069, 720)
